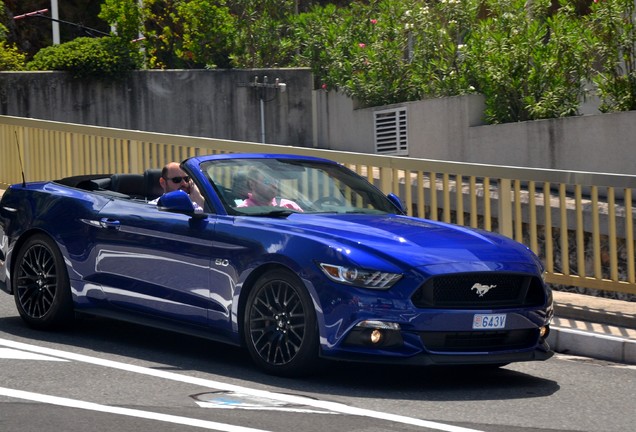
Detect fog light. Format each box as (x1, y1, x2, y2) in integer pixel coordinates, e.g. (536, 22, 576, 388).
(370, 329, 383, 344)
(539, 325, 550, 338)
(343, 324, 404, 348)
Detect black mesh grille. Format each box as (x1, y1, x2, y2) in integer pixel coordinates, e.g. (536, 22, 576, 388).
(411, 273, 545, 309)
(420, 329, 539, 352)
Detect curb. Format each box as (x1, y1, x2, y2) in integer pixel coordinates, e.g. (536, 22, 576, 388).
(549, 291, 636, 365)
(548, 325, 636, 365)
(553, 292, 636, 330)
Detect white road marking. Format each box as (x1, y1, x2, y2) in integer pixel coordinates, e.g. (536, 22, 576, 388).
(0, 347, 68, 361)
(0, 387, 271, 432)
(0, 338, 484, 432)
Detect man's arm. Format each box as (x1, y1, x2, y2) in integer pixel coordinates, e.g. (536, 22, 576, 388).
(188, 180, 205, 209)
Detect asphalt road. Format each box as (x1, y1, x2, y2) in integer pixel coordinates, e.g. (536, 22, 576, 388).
(0, 296, 635, 432)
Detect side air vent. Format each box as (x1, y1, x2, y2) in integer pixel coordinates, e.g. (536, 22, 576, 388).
(374, 108, 408, 155)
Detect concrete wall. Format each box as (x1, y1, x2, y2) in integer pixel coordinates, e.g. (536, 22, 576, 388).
(0, 69, 314, 146)
(316, 91, 635, 176)
(2, 70, 635, 175)
(314, 90, 374, 154)
(466, 111, 636, 175)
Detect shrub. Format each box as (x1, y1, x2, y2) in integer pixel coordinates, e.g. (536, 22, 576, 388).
(139, 0, 235, 69)
(588, 0, 636, 112)
(99, 0, 143, 43)
(0, 41, 26, 70)
(229, 0, 297, 68)
(27, 36, 142, 79)
(294, 0, 475, 107)
(177, 0, 236, 69)
(463, 0, 593, 123)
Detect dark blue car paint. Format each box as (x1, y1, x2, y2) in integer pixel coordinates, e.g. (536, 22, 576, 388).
(0, 153, 553, 368)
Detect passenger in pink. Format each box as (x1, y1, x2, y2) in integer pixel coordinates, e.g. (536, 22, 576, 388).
(237, 168, 303, 211)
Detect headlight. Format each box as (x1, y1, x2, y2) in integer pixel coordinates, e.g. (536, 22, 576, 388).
(318, 263, 402, 289)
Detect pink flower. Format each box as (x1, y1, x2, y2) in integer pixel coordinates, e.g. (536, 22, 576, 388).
(370, 19, 378, 25)
(358, 43, 366, 48)
(321, 83, 328, 90)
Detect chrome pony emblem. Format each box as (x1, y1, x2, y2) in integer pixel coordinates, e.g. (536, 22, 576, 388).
(471, 283, 496, 297)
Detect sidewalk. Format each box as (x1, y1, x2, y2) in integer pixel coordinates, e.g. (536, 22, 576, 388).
(1, 188, 635, 364)
(550, 290, 636, 364)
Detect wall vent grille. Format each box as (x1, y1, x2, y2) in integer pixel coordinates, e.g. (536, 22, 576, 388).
(374, 108, 408, 155)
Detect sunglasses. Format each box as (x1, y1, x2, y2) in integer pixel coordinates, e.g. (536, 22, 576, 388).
(164, 176, 190, 184)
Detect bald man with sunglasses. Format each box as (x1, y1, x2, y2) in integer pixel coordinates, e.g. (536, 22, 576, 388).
(150, 162, 205, 212)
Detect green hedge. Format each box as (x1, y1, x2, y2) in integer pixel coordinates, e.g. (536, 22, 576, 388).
(0, 41, 26, 70)
(27, 36, 142, 79)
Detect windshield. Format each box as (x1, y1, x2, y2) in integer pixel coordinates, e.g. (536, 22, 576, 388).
(200, 157, 399, 216)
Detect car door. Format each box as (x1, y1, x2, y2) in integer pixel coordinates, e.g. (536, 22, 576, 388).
(88, 197, 222, 327)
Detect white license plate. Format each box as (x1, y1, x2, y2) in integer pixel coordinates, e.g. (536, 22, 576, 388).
(472, 314, 507, 330)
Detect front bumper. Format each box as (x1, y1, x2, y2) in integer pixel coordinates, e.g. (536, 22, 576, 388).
(320, 336, 553, 366)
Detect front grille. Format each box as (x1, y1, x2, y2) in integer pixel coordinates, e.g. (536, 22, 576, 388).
(420, 329, 539, 352)
(411, 272, 545, 309)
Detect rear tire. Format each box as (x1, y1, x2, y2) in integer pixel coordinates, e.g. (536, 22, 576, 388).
(243, 269, 321, 377)
(13, 234, 74, 330)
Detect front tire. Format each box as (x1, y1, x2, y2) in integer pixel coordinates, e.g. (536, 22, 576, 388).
(13, 234, 74, 329)
(243, 269, 320, 377)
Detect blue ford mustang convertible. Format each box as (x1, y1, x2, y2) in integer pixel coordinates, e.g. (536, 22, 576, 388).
(0, 154, 553, 376)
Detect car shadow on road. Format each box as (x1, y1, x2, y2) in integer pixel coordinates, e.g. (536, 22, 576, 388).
(0, 313, 560, 402)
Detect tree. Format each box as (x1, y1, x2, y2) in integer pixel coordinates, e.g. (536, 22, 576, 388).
(294, 0, 478, 107)
(5, 0, 109, 59)
(100, 0, 143, 42)
(464, 0, 594, 123)
(136, 0, 235, 69)
(0, 0, 26, 70)
(178, 0, 236, 68)
(228, 0, 298, 68)
(7, 0, 636, 122)
(588, 0, 636, 112)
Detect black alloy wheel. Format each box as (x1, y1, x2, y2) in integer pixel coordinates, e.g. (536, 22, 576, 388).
(244, 269, 320, 376)
(13, 234, 74, 329)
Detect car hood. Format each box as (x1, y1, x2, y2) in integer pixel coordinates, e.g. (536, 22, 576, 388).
(269, 213, 537, 269)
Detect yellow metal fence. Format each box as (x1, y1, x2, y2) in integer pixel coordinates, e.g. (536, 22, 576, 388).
(1, 115, 635, 297)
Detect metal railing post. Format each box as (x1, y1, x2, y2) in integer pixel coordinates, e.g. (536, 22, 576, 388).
(498, 178, 513, 238)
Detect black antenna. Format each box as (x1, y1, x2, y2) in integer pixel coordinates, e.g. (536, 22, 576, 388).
(14, 130, 26, 187)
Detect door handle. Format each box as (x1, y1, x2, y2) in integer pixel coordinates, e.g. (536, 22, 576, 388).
(99, 218, 121, 230)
